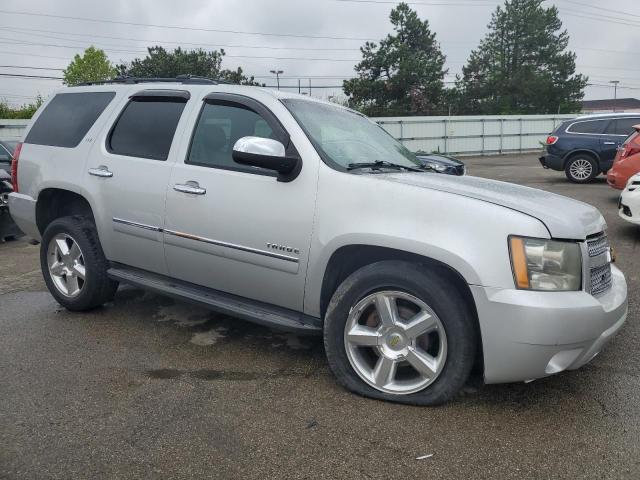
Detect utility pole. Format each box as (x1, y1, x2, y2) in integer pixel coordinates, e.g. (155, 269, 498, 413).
(610, 80, 620, 112)
(270, 69, 283, 90)
(298, 78, 301, 94)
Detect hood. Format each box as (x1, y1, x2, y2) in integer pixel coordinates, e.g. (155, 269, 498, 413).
(378, 173, 605, 239)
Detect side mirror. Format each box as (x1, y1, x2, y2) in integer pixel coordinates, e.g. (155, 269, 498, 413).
(232, 136, 301, 182)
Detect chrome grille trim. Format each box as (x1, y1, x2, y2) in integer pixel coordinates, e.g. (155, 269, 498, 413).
(586, 233, 609, 257)
(590, 263, 612, 296)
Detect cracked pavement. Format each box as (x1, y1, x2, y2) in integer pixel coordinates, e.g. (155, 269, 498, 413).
(1, 154, 639, 479)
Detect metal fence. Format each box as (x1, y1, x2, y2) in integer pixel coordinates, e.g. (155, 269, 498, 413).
(374, 114, 577, 156)
(1, 114, 578, 156)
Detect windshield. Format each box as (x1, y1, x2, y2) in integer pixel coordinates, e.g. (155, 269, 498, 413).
(282, 99, 422, 171)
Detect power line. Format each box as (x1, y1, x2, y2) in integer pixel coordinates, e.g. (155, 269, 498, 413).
(0, 26, 362, 52)
(0, 72, 62, 80)
(0, 64, 64, 71)
(330, 0, 497, 5)
(0, 9, 376, 41)
(557, 0, 640, 20)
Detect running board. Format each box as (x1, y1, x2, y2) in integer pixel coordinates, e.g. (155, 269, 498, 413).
(107, 264, 321, 334)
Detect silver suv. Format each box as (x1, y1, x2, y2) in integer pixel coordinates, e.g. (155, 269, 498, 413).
(9, 79, 628, 405)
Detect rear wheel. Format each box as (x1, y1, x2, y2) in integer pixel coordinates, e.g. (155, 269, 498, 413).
(565, 154, 598, 183)
(324, 261, 477, 405)
(40, 216, 118, 311)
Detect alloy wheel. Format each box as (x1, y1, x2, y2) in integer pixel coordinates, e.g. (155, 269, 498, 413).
(569, 158, 593, 181)
(344, 291, 447, 395)
(47, 233, 86, 297)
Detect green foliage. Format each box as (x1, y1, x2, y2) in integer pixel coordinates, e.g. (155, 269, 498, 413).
(117, 46, 263, 85)
(455, 0, 587, 115)
(63, 46, 117, 86)
(0, 95, 44, 119)
(343, 2, 447, 116)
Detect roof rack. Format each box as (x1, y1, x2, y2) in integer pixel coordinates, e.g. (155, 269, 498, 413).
(78, 75, 228, 86)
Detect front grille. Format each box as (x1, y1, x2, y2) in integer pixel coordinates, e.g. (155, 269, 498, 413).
(590, 263, 612, 296)
(586, 233, 609, 257)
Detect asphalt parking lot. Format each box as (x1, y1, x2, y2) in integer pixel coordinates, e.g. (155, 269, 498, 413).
(1, 153, 639, 479)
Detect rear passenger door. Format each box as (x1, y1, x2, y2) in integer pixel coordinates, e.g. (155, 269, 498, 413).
(87, 89, 192, 275)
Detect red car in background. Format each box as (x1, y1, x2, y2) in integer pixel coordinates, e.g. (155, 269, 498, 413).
(607, 124, 640, 189)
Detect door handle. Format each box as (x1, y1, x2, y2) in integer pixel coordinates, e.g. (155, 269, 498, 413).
(88, 165, 113, 178)
(603, 142, 617, 145)
(173, 181, 206, 195)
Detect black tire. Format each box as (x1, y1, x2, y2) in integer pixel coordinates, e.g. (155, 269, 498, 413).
(40, 215, 118, 311)
(323, 260, 477, 406)
(565, 154, 599, 183)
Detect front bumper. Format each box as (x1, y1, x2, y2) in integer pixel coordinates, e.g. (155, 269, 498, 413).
(539, 153, 564, 171)
(7, 192, 39, 240)
(471, 265, 628, 384)
(619, 189, 640, 225)
(607, 169, 626, 190)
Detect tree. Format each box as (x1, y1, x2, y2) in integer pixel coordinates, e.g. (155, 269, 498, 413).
(456, 0, 587, 115)
(0, 95, 44, 119)
(63, 46, 117, 86)
(343, 3, 447, 116)
(117, 46, 262, 85)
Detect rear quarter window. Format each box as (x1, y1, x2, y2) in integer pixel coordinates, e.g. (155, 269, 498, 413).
(25, 92, 116, 148)
(566, 120, 607, 134)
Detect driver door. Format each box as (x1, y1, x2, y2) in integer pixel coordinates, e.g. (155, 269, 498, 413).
(163, 93, 318, 311)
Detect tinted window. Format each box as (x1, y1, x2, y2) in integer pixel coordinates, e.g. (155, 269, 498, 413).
(109, 98, 187, 160)
(604, 117, 640, 136)
(567, 120, 607, 134)
(25, 92, 115, 148)
(187, 103, 275, 173)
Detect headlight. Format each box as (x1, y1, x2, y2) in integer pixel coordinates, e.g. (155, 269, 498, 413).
(424, 161, 447, 172)
(509, 236, 582, 291)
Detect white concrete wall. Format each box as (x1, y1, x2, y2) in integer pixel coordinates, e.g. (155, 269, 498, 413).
(373, 114, 577, 155)
(0, 120, 29, 141)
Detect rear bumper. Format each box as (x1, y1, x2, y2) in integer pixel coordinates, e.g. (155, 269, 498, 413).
(539, 153, 564, 171)
(472, 265, 628, 384)
(7, 192, 39, 240)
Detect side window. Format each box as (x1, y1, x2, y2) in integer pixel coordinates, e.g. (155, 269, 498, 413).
(25, 92, 115, 148)
(187, 102, 275, 174)
(605, 118, 640, 136)
(567, 120, 607, 134)
(108, 97, 187, 160)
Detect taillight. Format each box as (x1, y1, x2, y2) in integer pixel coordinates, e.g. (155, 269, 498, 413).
(10, 142, 21, 193)
(546, 135, 558, 145)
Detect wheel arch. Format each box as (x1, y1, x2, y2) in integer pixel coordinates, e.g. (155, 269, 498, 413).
(36, 187, 95, 235)
(562, 149, 601, 168)
(317, 244, 483, 369)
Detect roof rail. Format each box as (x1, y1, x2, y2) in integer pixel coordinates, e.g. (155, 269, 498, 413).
(78, 75, 228, 86)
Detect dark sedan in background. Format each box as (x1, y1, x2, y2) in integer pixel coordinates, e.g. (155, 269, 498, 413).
(415, 153, 465, 175)
(540, 113, 640, 183)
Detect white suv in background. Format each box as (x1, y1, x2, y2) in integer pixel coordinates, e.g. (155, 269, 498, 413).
(9, 78, 628, 405)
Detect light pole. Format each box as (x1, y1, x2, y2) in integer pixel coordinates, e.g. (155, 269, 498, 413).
(270, 69, 283, 90)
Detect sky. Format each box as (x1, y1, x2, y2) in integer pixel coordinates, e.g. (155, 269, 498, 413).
(0, 0, 638, 107)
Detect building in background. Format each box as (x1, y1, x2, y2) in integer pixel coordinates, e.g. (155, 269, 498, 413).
(582, 98, 640, 114)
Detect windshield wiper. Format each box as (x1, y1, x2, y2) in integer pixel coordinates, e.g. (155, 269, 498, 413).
(347, 160, 423, 172)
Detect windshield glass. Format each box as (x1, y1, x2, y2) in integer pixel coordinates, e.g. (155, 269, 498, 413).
(282, 99, 422, 171)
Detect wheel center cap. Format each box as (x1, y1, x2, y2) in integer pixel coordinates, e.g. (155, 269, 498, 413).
(386, 332, 406, 351)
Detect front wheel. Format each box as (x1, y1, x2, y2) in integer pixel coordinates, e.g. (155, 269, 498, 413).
(323, 261, 477, 405)
(40, 216, 118, 311)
